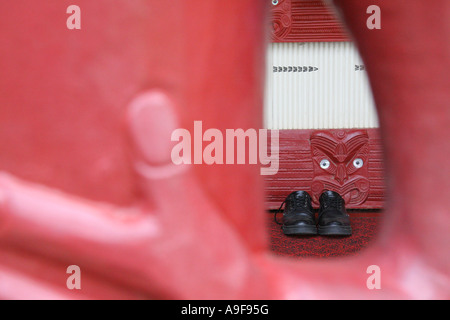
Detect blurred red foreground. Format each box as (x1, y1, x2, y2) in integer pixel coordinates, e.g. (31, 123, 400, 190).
(0, 0, 448, 299)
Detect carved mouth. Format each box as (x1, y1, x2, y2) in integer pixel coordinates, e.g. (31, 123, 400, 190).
(311, 176, 370, 206)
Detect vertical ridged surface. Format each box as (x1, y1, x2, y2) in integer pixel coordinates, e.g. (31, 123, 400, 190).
(264, 42, 379, 129)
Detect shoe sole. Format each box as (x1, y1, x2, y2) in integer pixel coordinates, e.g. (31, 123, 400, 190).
(318, 225, 352, 236)
(282, 225, 317, 235)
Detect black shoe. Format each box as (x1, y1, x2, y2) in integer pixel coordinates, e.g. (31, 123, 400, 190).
(318, 190, 352, 236)
(274, 191, 317, 235)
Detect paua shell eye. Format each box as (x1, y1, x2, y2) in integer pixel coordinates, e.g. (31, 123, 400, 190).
(320, 159, 330, 169)
(353, 158, 364, 168)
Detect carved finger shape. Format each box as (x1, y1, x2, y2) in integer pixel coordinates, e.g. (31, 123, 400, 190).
(0, 0, 449, 300)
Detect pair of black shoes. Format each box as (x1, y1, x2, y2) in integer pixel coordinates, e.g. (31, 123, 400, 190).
(274, 190, 352, 236)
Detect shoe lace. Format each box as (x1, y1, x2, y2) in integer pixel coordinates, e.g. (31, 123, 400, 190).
(273, 200, 286, 226)
(273, 194, 309, 226)
(326, 196, 343, 209)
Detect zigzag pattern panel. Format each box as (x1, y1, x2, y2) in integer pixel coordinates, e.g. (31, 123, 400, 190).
(264, 42, 379, 130)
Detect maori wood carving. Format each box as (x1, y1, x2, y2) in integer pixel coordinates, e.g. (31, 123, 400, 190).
(270, 0, 349, 42)
(0, 0, 448, 300)
(264, 129, 384, 210)
(310, 130, 371, 206)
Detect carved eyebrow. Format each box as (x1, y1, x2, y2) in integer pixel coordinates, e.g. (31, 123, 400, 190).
(311, 134, 369, 163)
(311, 136, 338, 161)
(344, 135, 369, 162)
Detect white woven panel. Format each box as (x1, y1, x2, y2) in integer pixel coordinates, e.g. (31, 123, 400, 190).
(264, 42, 379, 129)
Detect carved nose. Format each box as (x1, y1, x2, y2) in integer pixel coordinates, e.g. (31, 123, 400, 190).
(335, 164, 348, 184)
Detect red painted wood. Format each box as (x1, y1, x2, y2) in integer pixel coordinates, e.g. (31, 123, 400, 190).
(270, 0, 349, 42)
(264, 128, 385, 210)
(0, 0, 449, 300)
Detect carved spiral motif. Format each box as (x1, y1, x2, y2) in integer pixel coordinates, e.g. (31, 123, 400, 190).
(270, 0, 291, 41)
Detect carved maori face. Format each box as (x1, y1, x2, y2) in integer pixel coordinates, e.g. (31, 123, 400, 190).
(310, 130, 370, 207)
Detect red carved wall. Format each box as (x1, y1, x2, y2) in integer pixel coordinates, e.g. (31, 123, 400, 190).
(0, 0, 448, 300)
(266, 0, 383, 210)
(264, 129, 384, 210)
(270, 0, 349, 42)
